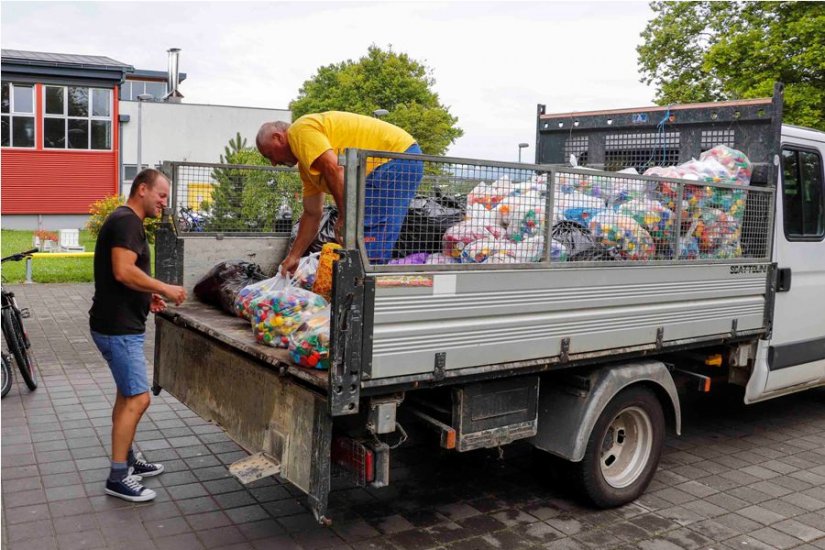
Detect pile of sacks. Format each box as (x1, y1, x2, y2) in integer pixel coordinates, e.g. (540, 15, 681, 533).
(388, 144, 752, 264)
(233, 243, 341, 370)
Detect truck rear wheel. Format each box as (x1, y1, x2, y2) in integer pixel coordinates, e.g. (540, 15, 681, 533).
(573, 386, 664, 508)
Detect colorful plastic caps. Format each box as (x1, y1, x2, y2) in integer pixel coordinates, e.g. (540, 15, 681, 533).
(250, 288, 328, 348)
(497, 191, 545, 241)
(589, 213, 656, 260)
(619, 198, 674, 241)
(695, 208, 741, 258)
(289, 306, 331, 369)
(467, 177, 513, 211)
(234, 273, 291, 320)
(312, 243, 342, 301)
(700, 145, 752, 186)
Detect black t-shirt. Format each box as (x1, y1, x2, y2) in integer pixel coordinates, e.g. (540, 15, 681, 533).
(89, 206, 152, 335)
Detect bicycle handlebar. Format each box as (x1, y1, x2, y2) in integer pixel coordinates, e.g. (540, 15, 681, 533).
(1, 248, 39, 263)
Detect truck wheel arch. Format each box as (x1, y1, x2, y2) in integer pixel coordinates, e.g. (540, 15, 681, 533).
(530, 360, 681, 462)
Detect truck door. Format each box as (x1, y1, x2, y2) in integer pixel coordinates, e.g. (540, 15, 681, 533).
(763, 133, 825, 393)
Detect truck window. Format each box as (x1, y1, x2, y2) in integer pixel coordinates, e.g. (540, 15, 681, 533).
(782, 147, 825, 240)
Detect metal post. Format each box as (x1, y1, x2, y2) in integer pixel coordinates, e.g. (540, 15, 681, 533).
(25, 257, 33, 284)
(137, 99, 142, 172)
(136, 94, 154, 172)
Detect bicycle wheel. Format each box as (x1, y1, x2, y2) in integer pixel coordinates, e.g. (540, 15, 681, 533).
(1, 352, 12, 397)
(4, 308, 37, 390)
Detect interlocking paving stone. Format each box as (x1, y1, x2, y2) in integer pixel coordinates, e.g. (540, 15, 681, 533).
(3, 283, 825, 550)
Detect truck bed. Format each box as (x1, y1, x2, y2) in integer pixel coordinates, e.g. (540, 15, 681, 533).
(157, 302, 328, 390)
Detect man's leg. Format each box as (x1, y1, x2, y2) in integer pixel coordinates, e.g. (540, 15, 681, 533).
(111, 389, 149, 463)
(364, 144, 424, 263)
(92, 331, 158, 502)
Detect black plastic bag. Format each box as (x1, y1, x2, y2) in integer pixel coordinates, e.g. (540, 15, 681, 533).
(289, 205, 338, 256)
(194, 260, 267, 315)
(393, 192, 465, 258)
(551, 220, 619, 261)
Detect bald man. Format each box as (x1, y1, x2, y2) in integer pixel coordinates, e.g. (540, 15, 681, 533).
(256, 111, 423, 271)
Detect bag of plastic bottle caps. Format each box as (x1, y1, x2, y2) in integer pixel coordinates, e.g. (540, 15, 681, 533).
(461, 239, 514, 263)
(293, 252, 320, 291)
(250, 288, 328, 348)
(620, 198, 674, 242)
(289, 306, 331, 369)
(443, 220, 503, 259)
(234, 273, 293, 320)
(700, 145, 752, 186)
(589, 213, 656, 260)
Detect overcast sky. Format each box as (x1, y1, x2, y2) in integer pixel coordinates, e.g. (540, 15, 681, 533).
(2, 1, 657, 161)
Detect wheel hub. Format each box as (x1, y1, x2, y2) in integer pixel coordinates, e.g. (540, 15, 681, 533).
(600, 406, 653, 489)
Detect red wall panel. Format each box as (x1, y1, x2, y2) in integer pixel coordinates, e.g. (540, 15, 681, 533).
(2, 150, 118, 214)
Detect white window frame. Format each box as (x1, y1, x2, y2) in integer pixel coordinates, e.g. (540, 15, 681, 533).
(42, 85, 113, 150)
(1, 82, 36, 149)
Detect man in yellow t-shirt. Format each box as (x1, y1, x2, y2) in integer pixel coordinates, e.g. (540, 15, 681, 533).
(256, 111, 423, 271)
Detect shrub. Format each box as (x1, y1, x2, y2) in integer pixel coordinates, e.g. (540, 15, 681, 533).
(86, 195, 160, 244)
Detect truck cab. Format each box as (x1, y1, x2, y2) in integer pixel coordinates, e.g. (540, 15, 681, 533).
(748, 124, 825, 401)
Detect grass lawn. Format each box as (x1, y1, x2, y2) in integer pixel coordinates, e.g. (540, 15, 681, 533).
(1, 230, 155, 283)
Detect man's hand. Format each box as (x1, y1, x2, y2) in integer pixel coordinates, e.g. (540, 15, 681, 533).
(279, 254, 300, 277)
(150, 294, 167, 313)
(162, 284, 187, 306)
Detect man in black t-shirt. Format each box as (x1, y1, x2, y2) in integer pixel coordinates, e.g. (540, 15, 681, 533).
(90, 168, 186, 502)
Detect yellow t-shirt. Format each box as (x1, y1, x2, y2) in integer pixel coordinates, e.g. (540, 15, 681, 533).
(287, 111, 416, 197)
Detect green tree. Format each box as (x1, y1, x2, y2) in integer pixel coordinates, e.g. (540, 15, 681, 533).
(638, 1, 825, 129)
(289, 45, 463, 155)
(205, 133, 302, 232)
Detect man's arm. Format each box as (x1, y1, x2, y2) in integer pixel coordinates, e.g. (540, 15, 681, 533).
(312, 150, 345, 214)
(280, 193, 324, 275)
(112, 247, 187, 305)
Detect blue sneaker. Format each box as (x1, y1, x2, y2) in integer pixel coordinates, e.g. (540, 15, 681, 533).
(130, 453, 164, 478)
(105, 474, 156, 502)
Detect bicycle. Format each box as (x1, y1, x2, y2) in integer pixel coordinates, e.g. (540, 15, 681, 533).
(2, 351, 12, 398)
(1, 248, 39, 392)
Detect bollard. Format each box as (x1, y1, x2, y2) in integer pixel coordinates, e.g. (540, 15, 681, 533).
(25, 257, 33, 284)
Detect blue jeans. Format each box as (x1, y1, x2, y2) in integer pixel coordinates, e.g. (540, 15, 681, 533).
(91, 331, 149, 397)
(363, 143, 424, 263)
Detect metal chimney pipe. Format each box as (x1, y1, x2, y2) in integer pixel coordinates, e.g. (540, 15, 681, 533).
(165, 48, 182, 102)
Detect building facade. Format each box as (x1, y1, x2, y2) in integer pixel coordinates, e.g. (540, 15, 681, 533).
(1, 49, 290, 230)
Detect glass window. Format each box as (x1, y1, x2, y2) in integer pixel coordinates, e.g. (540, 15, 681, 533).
(2, 83, 9, 113)
(123, 164, 138, 181)
(43, 86, 111, 149)
(92, 89, 110, 117)
(120, 81, 132, 101)
(67, 119, 89, 149)
(13, 85, 33, 113)
(44, 118, 65, 148)
(144, 81, 165, 99)
(46, 86, 64, 115)
(1, 83, 35, 148)
(68, 87, 89, 117)
(12, 117, 35, 147)
(782, 147, 825, 240)
(90, 120, 111, 149)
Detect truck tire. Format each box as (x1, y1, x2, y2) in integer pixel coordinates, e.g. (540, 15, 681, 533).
(573, 386, 664, 508)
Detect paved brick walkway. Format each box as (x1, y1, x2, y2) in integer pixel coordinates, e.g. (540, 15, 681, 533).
(2, 283, 825, 550)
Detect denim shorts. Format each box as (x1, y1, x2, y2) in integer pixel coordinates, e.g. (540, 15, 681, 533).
(90, 331, 149, 397)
